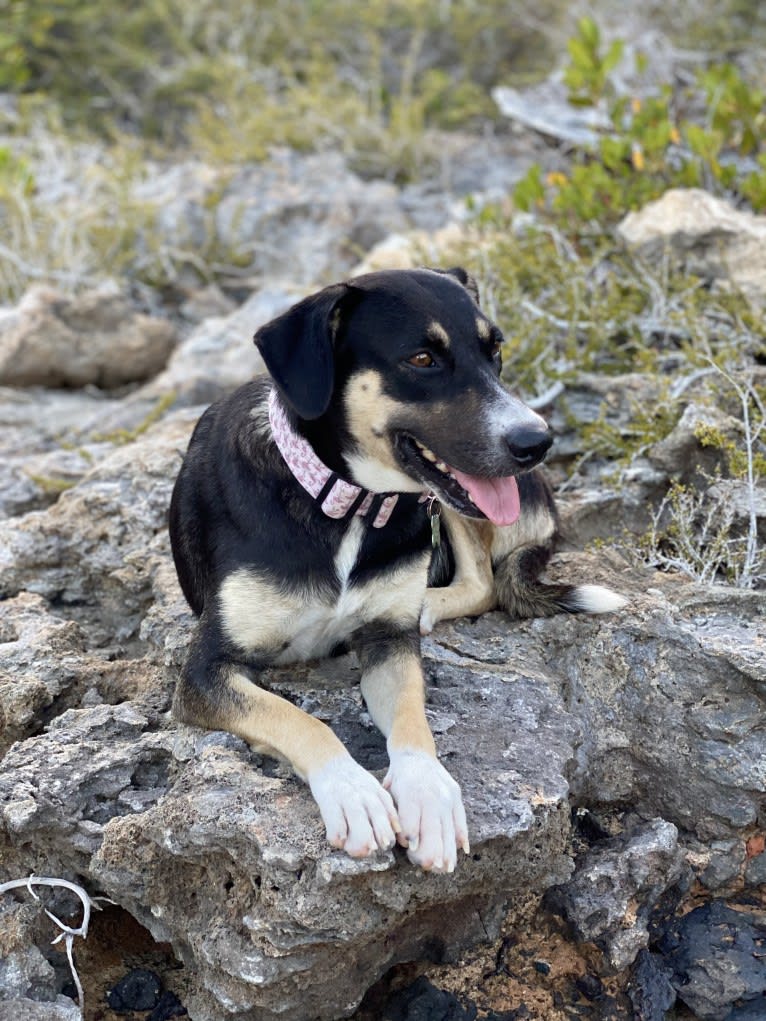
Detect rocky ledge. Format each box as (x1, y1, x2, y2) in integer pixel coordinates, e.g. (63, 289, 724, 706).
(0, 406, 764, 1018)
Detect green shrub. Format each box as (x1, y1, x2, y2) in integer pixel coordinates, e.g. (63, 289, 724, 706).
(514, 18, 766, 225)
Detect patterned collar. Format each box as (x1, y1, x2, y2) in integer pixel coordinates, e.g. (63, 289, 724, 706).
(267, 388, 399, 528)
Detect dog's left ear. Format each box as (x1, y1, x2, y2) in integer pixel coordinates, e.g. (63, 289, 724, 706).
(434, 266, 481, 305)
(254, 284, 348, 420)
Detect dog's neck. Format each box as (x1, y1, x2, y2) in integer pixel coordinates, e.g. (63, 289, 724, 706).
(268, 388, 399, 528)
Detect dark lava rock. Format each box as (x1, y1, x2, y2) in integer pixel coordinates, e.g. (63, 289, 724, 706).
(384, 977, 477, 1021)
(149, 989, 188, 1020)
(575, 973, 604, 1001)
(106, 968, 162, 1013)
(723, 997, 766, 1020)
(659, 902, 766, 1020)
(627, 950, 676, 1020)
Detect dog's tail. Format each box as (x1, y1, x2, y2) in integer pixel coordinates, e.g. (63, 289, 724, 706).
(494, 542, 628, 620)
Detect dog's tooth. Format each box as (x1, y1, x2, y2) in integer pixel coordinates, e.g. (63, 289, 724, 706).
(436, 461, 448, 472)
(422, 448, 437, 462)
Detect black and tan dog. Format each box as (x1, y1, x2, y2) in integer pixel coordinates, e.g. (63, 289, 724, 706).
(169, 267, 624, 873)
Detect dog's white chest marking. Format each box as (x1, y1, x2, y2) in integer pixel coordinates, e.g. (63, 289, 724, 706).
(276, 518, 367, 661)
(219, 519, 427, 664)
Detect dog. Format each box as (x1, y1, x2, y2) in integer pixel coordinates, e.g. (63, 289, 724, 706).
(169, 267, 625, 874)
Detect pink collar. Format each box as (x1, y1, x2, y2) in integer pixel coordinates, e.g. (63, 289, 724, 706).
(268, 388, 399, 528)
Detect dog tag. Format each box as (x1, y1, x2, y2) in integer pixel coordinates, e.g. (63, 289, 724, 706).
(428, 498, 441, 549)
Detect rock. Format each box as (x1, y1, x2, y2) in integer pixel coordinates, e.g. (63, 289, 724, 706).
(0, 649, 576, 1021)
(0, 900, 59, 1002)
(546, 819, 686, 970)
(627, 950, 676, 1021)
(0, 592, 86, 756)
(646, 402, 742, 480)
(0, 385, 120, 520)
(0, 1000, 81, 1020)
(493, 81, 610, 146)
(0, 283, 178, 388)
(149, 990, 188, 1021)
(430, 571, 766, 844)
(723, 999, 766, 1021)
(0, 897, 80, 1020)
(617, 189, 766, 305)
(130, 152, 409, 290)
(744, 848, 766, 886)
(64, 284, 294, 444)
(700, 838, 746, 891)
(659, 901, 766, 1020)
(213, 150, 407, 285)
(106, 968, 162, 1012)
(0, 408, 199, 640)
(351, 224, 468, 277)
(382, 976, 477, 1020)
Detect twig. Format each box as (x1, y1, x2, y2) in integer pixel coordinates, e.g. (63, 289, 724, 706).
(0, 875, 103, 1017)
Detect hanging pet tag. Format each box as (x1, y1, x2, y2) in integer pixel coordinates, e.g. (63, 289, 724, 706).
(427, 496, 441, 549)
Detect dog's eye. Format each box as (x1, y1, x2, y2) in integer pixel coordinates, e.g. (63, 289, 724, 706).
(491, 340, 502, 358)
(406, 351, 435, 368)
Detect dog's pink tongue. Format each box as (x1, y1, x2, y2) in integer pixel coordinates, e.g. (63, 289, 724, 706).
(449, 469, 521, 526)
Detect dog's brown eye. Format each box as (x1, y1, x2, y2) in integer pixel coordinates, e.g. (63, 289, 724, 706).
(492, 341, 502, 358)
(407, 352, 435, 368)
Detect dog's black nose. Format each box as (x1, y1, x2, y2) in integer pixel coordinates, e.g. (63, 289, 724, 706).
(506, 428, 553, 467)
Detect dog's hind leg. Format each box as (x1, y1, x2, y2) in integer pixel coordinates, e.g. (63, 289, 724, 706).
(174, 616, 401, 859)
(355, 624, 469, 874)
(491, 476, 626, 618)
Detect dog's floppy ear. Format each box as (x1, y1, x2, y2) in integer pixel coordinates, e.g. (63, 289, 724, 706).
(254, 284, 348, 420)
(433, 266, 481, 305)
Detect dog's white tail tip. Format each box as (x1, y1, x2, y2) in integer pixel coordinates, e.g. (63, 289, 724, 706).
(570, 584, 628, 614)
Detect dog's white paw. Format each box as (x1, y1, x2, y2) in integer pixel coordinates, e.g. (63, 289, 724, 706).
(383, 749, 470, 873)
(308, 754, 400, 858)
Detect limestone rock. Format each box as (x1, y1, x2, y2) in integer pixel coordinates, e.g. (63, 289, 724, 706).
(493, 82, 610, 146)
(1, 649, 575, 1021)
(0, 283, 178, 388)
(0, 408, 199, 639)
(430, 570, 766, 841)
(214, 150, 407, 285)
(617, 189, 766, 305)
(0, 1000, 81, 1020)
(546, 819, 687, 970)
(0, 593, 86, 756)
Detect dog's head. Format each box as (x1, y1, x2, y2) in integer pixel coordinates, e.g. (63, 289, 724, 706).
(254, 268, 551, 525)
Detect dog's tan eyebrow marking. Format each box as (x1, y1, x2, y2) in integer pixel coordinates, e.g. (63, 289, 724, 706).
(426, 321, 450, 347)
(476, 317, 491, 340)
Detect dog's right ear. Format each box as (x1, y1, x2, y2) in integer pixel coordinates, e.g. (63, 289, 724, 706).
(254, 284, 348, 420)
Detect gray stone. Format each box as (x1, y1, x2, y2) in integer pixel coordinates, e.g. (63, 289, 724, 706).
(0, 1000, 81, 1020)
(0, 592, 86, 756)
(664, 901, 766, 1021)
(214, 150, 407, 285)
(700, 839, 746, 891)
(493, 81, 610, 146)
(0, 283, 178, 388)
(0, 408, 199, 640)
(744, 850, 766, 886)
(1, 649, 575, 1021)
(546, 819, 686, 970)
(617, 189, 766, 306)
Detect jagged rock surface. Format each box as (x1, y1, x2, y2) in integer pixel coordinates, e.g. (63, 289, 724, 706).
(0, 283, 178, 388)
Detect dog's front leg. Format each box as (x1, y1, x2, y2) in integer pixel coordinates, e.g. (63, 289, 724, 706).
(175, 622, 400, 859)
(355, 626, 470, 873)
